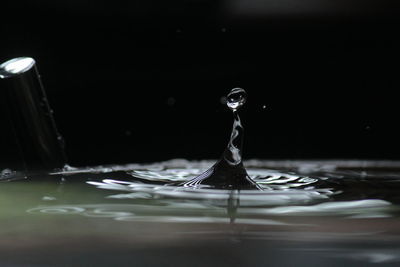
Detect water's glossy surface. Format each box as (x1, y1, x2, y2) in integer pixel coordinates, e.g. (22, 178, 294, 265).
(2, 160, 400, 266)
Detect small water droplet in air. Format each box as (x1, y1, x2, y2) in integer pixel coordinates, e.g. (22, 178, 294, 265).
(221, 28, 227, 33)
(227, 88, 247, 111)
(125, 130, 132, 136)
(262, 105, 266, 109)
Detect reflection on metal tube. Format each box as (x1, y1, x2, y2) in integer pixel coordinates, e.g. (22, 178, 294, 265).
(0, 57, 67, 172)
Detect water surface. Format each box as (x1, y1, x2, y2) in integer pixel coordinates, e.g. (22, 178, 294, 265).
(1, 159, 400, 266)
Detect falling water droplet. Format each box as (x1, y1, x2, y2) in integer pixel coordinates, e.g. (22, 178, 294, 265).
(227, 88, 247, 111)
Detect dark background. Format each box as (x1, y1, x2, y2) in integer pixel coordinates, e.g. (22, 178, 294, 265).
(1, 0, 400, 167)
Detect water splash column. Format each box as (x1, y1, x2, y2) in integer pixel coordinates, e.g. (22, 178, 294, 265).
(183, 88, 260, 189)
(0, 57, 67, 172)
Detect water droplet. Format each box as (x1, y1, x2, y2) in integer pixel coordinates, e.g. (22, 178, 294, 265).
(227, 88, 247, 111)
(262, 105, 267, 109)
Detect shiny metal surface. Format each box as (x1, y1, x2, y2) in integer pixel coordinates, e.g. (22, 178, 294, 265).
(0, 57, 67, 171)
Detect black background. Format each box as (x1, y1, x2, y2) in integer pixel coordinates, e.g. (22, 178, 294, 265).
(1, 1, 400, 167)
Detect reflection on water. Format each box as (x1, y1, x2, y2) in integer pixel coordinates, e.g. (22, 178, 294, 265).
(26, 162, 399, 224)
(291, 248, 400, 264)
(2, 160, 400, 266)
(27, 199, 393, 224)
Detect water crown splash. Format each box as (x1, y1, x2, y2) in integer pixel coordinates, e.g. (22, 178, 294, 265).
(183, 88, 260, 189)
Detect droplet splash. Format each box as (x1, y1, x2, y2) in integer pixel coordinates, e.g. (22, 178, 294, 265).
(183, 88, 259, 189)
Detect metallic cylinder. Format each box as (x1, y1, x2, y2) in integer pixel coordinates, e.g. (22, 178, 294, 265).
(0, 57, 67, 172)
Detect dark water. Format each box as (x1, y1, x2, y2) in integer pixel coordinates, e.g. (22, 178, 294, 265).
(1, 160, 400, 266)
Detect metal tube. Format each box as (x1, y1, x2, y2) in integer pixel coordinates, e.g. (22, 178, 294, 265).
(0, 57, 67, 171)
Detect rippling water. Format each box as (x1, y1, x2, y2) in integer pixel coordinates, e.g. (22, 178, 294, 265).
(24, 159, 399, 223)
(2, 159, 400, 266)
